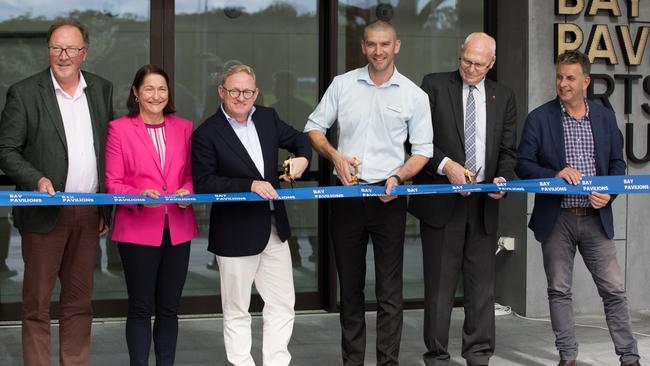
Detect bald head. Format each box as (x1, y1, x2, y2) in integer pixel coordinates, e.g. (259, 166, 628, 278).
(458, 32, 496, 85)
(363, 20, 397, 41)
(461, 32, 496, 57)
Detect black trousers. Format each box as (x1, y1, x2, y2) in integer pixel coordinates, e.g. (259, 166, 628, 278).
(119, 229, 191, 366)
(330, 195, 407, 366)
(420, 193, 496, 366)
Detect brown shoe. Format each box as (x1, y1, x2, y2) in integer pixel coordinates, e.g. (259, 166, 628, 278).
(623, 361, 640, 366)
(558, 361, 576, 366)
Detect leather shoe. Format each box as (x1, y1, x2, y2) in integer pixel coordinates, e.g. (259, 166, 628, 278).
(623, 361, 641, 366)
(558, 361, 576, 366)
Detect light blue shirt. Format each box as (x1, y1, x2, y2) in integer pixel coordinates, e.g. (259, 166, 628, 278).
(304, 65, 433, 183)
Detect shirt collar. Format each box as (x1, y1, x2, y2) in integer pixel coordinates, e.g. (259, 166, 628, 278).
(560, 99, 590, 119)
(221, 104, 256, 127)
(357, 64, 401, 87)
(463, 78, 485, 95)
(50, 69, 86, 99)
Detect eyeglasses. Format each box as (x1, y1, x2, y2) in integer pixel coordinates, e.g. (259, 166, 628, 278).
(48, 46, 86, 58)
(459, 57, 490, 71)
(221, 86, 257, 99)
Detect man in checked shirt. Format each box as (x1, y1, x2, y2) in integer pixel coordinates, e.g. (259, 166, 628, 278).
(516, 50, 640, 366)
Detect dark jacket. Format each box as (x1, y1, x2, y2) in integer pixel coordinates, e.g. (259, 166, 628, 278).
(0, 68, 114, 232)
(516, 98, 626, 242)
(408, 71, 517, 234)
(191, 106, 312, 257)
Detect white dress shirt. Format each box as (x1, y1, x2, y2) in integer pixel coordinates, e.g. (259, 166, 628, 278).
(304, 65, 433, 183)
(222, 105, 265, 177)
(51, 70, 98, 193)
(437, 79, 487, 182)
(222, 105, 274, 210)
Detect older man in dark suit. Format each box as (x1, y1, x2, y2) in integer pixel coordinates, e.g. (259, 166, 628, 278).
(517, 50, 639, 366)
(409, 32, 517, 366)
(192, 64, 311, 366)
(0, 19, 113, 365)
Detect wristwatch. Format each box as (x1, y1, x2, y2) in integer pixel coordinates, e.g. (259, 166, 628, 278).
(389, 174, 403, 185)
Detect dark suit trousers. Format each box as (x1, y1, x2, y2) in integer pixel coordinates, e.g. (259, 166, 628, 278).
(119, 230, 191, 366)
(330, 195, 406, 366)
(420, 193, 495, 366)
(21, 205, 100, 366)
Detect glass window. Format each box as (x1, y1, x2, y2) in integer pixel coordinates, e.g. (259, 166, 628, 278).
(174, 0, 320, 298)
(0, 2, 150, 307)
(337, 0, 483, 301)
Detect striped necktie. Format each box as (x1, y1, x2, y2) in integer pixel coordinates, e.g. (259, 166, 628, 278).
(465, 85, 477, 173)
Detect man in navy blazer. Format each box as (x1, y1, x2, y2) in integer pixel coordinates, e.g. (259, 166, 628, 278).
(516, 50, 640, 366)
(191, 64, 311, 366)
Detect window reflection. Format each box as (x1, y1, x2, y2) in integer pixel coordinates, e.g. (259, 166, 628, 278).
(175, 0, 320, 295)
(0, 3, 150, 306)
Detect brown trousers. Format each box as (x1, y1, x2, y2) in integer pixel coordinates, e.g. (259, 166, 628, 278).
(21, 205, 100, 366)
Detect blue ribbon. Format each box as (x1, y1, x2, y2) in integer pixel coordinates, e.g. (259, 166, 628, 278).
(0, 175, 648, 206)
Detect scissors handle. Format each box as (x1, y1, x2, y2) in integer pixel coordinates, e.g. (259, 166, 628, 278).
(350, 157, 359, 183)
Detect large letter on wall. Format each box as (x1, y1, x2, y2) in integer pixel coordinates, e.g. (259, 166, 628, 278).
(628, 0, 639, 17)
(556, 0, 585, 15)
(587, 0, 622, 16)
(626, 123, 650, 163)
(616, 25, 650, 65)
(555, 23, 584, 60)
(585, 24, 619, 64)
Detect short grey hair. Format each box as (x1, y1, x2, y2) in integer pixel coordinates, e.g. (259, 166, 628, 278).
(46, 19, 89, 47)
(219, 64, 256, 86)
(556, 50, 591, 76)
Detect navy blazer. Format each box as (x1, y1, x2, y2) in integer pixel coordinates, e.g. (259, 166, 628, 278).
(191, 106, 312, 257)
(516, 98, 626, 243)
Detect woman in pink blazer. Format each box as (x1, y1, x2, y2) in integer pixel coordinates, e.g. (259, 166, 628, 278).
(105, 64, 198, 366)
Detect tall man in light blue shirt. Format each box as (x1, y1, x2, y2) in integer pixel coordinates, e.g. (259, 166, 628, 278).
(304, 20, 433, 366)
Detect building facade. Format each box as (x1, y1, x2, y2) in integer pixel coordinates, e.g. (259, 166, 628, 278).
(0, 0, 647, 320)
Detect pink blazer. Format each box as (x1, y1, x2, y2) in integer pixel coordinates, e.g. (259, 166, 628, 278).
(105, 114, 199, 246)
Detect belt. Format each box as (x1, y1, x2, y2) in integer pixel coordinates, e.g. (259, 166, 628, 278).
(360, 180, 387, 186)
(339, 179, 386, 186)
(561, 206, 597, 216)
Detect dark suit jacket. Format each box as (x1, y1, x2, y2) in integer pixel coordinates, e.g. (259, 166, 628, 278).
(191, 106, 312, 257)
(0, 68, 114, 233)
(516, 98, 626, 243)
(408, 71, 517, 234)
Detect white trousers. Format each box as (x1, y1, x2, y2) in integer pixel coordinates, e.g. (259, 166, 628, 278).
(217, 225, 295, 366)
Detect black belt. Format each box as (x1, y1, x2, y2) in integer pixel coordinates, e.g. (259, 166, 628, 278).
(562, 206, 597, 216)
(359, 180, 386, 186)
(337, 179, 386, 186)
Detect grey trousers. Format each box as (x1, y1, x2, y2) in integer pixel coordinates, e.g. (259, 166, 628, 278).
(541, 210, 640, 365)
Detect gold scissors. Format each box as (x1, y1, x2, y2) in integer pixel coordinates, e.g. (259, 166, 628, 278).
(350, 157, 359, 184)
(284, 155, 295, 189)
(464, 166, 482, 184)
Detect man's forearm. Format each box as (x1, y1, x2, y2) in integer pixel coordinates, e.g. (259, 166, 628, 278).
(394, 155, 429, 181)
(307, 130, 338, 162)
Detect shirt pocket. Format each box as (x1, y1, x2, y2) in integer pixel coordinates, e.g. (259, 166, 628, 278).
(385, 105, 409, 127)
(386, 105, 402, 114)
